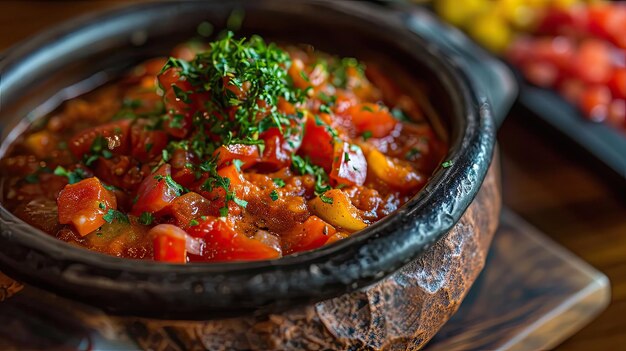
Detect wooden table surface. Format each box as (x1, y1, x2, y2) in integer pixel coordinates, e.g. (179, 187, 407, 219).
(2, 2, 625, 350)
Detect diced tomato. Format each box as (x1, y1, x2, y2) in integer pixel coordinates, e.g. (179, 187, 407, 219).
(131, 164, 180, 215)
(130, 120, 168, 163)
(258, 128, 294, 170)
(187, 219, 280, 262)
(214, 144, 259, 170)
(196, 164, 246, 217)
(149, 224, 187, 263)
(298, 113, 335, 171)
(69, 119, 132, 159)
(574, 39, 612, 85)
(330, 141, 367, 187)
(609, 68, 626, 100)
(347, 103, 397, 138)
(57, 177, 117, 236)
(286, 216, 336, 254)
(158, 67, 199, 138)
(167, 192, 212, 228)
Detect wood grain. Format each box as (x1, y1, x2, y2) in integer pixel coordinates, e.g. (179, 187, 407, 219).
(499, 110, 626, 350)
(426, 210, 610, 350)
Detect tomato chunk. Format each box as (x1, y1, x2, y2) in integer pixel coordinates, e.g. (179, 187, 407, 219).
(298, 113, 335, 171)
(149, 224, 187, 263)
(187, 219, 280, 262)
(287, 216, 336, 254)
(131, 164, 180, 215)
(69, 119, 131, 159)
(57, 177, 117, 236)
(130, 120, 168, 163)
(167, 192, 212, 228)
(348, 103, 397, 138)
(214, 144, 259, 170)
(330, 141, 367, 187)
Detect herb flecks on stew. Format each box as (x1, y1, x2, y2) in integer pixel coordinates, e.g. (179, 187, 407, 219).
(0, 33, 446, 263)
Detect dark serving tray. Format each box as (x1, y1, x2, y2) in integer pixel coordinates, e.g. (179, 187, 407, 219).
(518, 84, 626, 180)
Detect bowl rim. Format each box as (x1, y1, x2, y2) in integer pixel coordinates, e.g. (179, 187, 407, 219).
(0, 0, 496, 317)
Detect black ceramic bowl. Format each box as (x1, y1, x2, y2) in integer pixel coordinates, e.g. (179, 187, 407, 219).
(0, 0, 514, 319)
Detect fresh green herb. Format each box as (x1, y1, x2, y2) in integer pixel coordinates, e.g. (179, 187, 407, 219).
(24, 173, 39, 184)
(406, 148, 421, 160)
(318, 91, 336, 105)
(161, 149, 170, 162)
(299, 70, 310, 83)
(272, 178, 286, 187)
(98, 202, 106, 210)
(57, 141, 68, 150)
(320, 194, 334, 204)
(189, 219, 200, 227)
(145, 143, 153, 153)
(53, 166, 86, 184)
(329, 57, 364, 88)
(442, 160, 454, 168)
(391, 107, 411, 122)
(291, 155, 331, 195)
(232, 159, 244, 172)
(172, 85, 192, 104)
(122, 98, 143, 109)
(270, 189, 279, 201)
(233, 196, 248, 208)
(361, 105, 374, 112)
(103, 209, 129, 224)
(319, 104, 332, 114)
(362, 131, 373, 141)
(154, 174, 184, 196)
(159, 32, 305, 153)
(344, 152, 351, 163)
(139, 212, 154, 225)
(103, 183, 121, 192)
(219, 207, 229, 217)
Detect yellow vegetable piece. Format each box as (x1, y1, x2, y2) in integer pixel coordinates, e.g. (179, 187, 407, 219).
(366, 149, 424, 191)
(467, 12, 512, 53)
(308, 189, 366, 232)
(435, 0, 489, 27)
(24, 130, 56, 159)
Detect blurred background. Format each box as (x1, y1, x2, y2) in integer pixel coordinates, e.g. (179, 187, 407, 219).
(0, 1, 625, 350)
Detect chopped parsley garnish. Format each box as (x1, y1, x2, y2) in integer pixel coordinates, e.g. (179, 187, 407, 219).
(53, 166, 87, 184)
(391, 107, 411, 122)
(320, 194, 334, 204)
(139, 212, 154, 225)
(406, 148, 421, 160)
(442, 160, 454, 168)
(154, 174, 184, 196)
(272, 178, 286, 187)
(270, 189, 279, 201)
(232, 159, 244, 172)
(291, 155, 331, 195)
(319, 104, 332, 114)
(189, 219, 200, 227)
(102, 209, 129, 224)
(361, 105, 374, 112)
(362, 131, 373, 141)
(24, 173, 39, 184)
(159, 31, 305, 151)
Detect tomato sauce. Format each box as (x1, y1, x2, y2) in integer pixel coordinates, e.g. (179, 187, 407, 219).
(0, 33, 447, 263)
